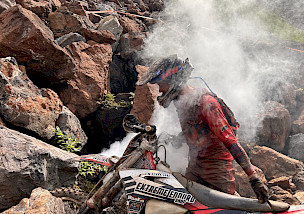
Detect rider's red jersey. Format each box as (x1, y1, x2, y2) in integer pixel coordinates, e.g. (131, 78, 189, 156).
(175, 89, 237, 161)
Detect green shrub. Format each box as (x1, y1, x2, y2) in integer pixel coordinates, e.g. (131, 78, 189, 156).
(54, 126, 81, 153)
(101, 92, 134, 109)
(78, 161, 108, 178)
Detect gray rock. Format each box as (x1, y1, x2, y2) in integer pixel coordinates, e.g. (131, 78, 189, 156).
(0, 126, 79, 210)
(56, 106, 88, 148)
(97, 15, 123, 50)
(0, 0, 15, 14)
(293, 170, 304, 191)
(95, 3, 114, 11)
(55, 32, 86, 48)
(256, 101, 291, 152)
(288, 134, 304, 161)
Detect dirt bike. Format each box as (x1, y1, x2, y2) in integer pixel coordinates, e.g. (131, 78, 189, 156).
(52, 114, 304, 214)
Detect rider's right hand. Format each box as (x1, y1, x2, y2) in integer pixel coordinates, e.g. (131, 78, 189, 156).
(249, 177, 269, 203)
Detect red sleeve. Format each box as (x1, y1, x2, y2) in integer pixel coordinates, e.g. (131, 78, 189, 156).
(200, 95, 256, 178)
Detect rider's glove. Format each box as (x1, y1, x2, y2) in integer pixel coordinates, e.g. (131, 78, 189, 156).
(249, 177, 269, 203)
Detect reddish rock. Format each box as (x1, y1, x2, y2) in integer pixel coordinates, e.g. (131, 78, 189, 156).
(89, 13, 102, 23)
(256, 101, 291, 152)
(81, 28, 116, 44)
(48, 10, 95, 38)
(118, 16, 144, 33)
(130, 65, 159, 123)
(0, 57, 63, 139)
(0, 5, 75, 83)
(2, 188, 65, 214)
(268, 176, 294, 191)
(15, 0, 61, 17)
(60, 41, 112, 118)
(66, 0, 88, 16)
(246, 145, 304, 180)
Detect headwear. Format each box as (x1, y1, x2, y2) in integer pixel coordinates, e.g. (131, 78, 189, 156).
(137, 54, 194, 107)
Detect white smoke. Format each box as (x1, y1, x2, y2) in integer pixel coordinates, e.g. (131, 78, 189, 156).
(101, 0, 303, 172)
(140, 0, 303, 171)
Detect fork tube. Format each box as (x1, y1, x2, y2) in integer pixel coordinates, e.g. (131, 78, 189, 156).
(86, 148, 145, 209)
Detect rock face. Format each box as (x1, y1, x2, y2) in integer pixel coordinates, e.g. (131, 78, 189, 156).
(256, 101, 291, 152)
(0, 5, 75, 84)
(288, 134, 304, 161)
(60, 41, 112, 118)
(2, 188, 65, 214)
(0, 126, 78, 210)
(0, 57, 63, 140)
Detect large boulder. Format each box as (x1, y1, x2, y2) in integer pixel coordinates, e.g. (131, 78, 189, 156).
(60, 41, 112, 118)
(0, 0, 15, 14)
(0, 57, 63, 140)
(0, 5, 75, 84)
(15, 0, 61, 18)
(288, 134, 304, 161)
(256, 101, 291, 152)
(0, 126, 78, 210)
(246, 145, 304, 180)
(2, 188, 65, 214)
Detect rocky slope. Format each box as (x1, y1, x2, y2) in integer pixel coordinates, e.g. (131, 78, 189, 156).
(0, 0, 304, 213)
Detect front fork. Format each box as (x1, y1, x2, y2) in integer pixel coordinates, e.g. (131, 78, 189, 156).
(84, 148, 146, 212)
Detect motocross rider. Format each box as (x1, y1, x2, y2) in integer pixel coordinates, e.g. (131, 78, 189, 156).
(137, 55, 269, 203)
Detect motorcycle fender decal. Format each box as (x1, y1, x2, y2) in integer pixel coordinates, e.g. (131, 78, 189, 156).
(120, 169, 172, 179)
(127, 195, 145, 214)
(70, 155, 112, 167)
(134, 182, 195, 204)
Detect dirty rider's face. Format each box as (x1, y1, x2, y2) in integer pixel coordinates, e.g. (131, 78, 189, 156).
(157, 82, 170, 95)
